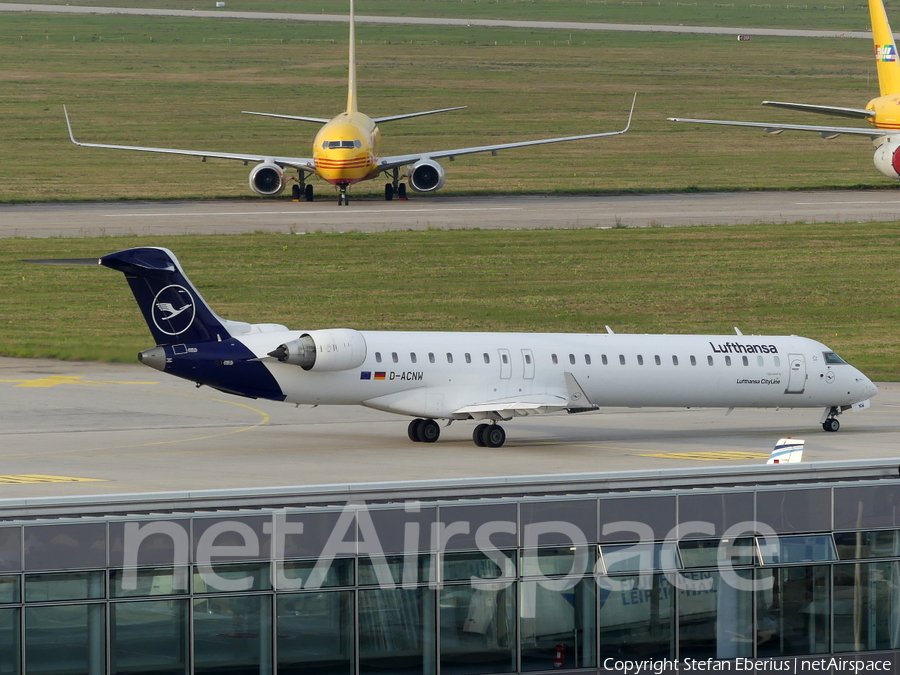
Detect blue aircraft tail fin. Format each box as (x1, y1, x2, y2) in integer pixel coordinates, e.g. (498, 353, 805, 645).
(100, 247, 243, 346)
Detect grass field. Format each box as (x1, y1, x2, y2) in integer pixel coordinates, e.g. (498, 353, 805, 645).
(18, 0, 888, 31)
(0, 12, 892, 201)
(1, 225, 897, 379)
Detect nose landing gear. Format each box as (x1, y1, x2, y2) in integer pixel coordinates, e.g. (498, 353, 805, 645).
(822, 406, 842, 432)
(338, 185, 349, 206)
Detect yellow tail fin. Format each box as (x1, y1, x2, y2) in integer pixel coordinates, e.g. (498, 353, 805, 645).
(346, 0, 358, 114)
(870, 0, 900, 95)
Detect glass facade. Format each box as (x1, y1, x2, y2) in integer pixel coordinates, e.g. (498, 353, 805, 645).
(0, 483, 898, 672)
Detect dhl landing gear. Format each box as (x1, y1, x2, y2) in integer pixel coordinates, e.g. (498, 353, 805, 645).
(291, 171, 314, 202)
(338, 185, 349, 206)
(384, 169, 408, 201)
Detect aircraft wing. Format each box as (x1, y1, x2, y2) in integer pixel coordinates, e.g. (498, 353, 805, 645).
(761, 101, 875, 119)
(454, 393, 569, 418)
(64, 107, 315, 171)
(376, 94, 636, 172)
(668, 116, 892, 139)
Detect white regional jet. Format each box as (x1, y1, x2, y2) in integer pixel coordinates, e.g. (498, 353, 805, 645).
(64, 0, 634, 206)
(101, 248, 877, 447)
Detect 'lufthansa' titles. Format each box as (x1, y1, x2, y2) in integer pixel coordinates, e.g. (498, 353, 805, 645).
(709, 341, 778, 354)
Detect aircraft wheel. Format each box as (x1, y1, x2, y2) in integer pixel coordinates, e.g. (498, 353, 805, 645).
(417, 419, 440, 443)
(385, 183, 394, 201)
(398, 183, 407, 199)
(481, 424, 506, 448)
(291, 184, 301, 200)
(823, 418, 840, 432)
(304, 184, 314, 202)
(408, 418, 424, 442)
(473, 423, 489, 447)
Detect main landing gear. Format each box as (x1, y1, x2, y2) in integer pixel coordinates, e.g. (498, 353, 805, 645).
(407, 419, 507, 447)
(291, 172, 314, 202)
(384, 169, 408, 201)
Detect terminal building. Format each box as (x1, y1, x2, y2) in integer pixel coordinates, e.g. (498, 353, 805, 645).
(1, 459, 900, 674)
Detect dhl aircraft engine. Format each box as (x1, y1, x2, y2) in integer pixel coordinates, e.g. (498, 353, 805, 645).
(249, 162, 286, 196)
(268, 329, 367, 371)
(408, 159, 446, 192)
(873, 139, 900, 179)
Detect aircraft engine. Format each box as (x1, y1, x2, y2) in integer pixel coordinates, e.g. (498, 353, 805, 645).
(249, 162, 286, 196)
(408, 159, 446, 192)
(268, 329, 367, 372)
(873, 140, 900, 179)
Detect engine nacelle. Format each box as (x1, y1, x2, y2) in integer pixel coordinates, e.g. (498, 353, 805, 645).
(268, 329, 367, 372)
(249, 162, 286, 196)
(408, 159, 446, 192)
(873, 140, 900, 180)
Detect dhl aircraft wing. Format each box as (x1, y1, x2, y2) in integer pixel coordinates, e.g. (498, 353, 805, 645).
(668, 116, 892, 140)
(377, 94, 636, 173)
(64, 106, 315, 171)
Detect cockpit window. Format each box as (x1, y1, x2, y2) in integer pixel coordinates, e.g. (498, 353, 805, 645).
(823, 351, 847, 365)
(322, 140, 361, 149)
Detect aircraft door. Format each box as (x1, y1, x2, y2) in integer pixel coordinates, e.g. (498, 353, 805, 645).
(522, 349, 535, 379)
(498, 349, 512, 379)
(785, 353, 807, 394)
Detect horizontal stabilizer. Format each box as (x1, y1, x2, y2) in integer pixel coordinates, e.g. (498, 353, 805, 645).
(762, 101, 875, 119)
(242, 111, 331, 124)
(767, 437, 804, 464)
(23, 258, 98, 265)
(372, 106, 467, 123)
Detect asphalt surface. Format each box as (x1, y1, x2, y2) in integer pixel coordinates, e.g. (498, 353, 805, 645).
(4, 190, 900, 237)
(0, 356, 895, 499)
(0, 3, 871, 38)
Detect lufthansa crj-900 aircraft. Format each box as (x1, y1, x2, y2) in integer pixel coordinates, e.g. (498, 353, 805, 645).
(64, 0, 634, 205)
(100, 247, 877, 447)
(669, 0, 900, 181)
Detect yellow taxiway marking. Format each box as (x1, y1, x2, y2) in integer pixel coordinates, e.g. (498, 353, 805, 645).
(637, 451, 771, 461)
(0, 474, 108, 484)
(0, 375, 156, 388)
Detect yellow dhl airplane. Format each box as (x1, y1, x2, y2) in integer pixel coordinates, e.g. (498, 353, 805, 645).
(668, 0, 900, 181)
(64, 0, 635, 206)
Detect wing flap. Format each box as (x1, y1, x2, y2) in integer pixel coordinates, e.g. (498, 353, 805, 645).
(455, 394, 568, 417)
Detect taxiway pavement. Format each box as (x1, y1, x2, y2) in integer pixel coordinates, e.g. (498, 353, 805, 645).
(0, 357, 896, 499)
(4, 191, 900, 237)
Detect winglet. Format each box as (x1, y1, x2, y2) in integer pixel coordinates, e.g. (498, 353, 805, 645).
(63, 105, 82, 146)
(623, 92, 637, 133)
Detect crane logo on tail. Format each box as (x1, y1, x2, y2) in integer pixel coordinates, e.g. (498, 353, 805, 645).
(152, 285, 195, 336)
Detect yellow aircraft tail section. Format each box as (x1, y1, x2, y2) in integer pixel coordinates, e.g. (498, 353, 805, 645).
(346, 0, 358, 114)
(870, 0, 900, 96)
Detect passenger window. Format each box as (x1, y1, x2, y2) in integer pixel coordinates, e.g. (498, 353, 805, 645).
(410, 353, 417, 364)
(619, 355, 626, 365)
(569, 354, 576, 365)
(524, 354, 531, 365)
(672, 356, 678, 366)
(446, 353, 453, 364)
(428, 352, 435, 364)
(392, 352, 398, 364)
(585, 354, 591, 365)
(601, 354, 608, 365)
(725, 356, 732, 366)
(375, 352, 382, 363)
(552, 354, 558, 365)
(654, 355, 661, 366)
(502, 354, 509, 365)
(757, 355, 764, 367)
(465, 353, 471, 364)
(742, 355, 749, 366)
(707, 356, 714, 366)
(637, 355, 644, 366)
(483, 353, 490, 364)
(690, 355, 696, 366)
(774, 356, 781, 367)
